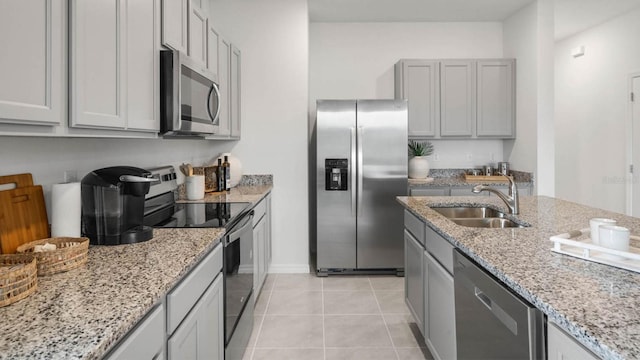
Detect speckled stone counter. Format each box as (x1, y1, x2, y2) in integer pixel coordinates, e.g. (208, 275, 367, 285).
(178, 175, 273, 204)
(0, 227, 225, 360)
(408, 169, 533, 190)
(397, 195, 640, 360)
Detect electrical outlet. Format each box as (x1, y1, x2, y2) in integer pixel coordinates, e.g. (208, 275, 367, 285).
(434, 153, 440, 161)
(466, 153, 473, 161)
(490, 153, 495, 161)
(64, 170, 78, 183)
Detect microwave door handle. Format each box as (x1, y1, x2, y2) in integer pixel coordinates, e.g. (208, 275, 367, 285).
(207, 83, 221, 122)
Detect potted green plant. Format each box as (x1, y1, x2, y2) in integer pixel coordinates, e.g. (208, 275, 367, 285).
(408, 140, 434, 179)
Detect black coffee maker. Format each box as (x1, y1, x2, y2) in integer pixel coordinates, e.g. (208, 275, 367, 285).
(81, 166, 155, 245)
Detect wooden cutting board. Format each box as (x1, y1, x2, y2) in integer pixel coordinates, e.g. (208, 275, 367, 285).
(0, 174, 50, 254)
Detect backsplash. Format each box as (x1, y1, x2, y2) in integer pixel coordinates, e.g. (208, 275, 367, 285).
(429, 168, 533, 183)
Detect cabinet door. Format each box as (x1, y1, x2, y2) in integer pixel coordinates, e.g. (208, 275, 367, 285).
(266, 195, 272, 265)
(0, 0, 64, 126)
(126, 0, 159, 131)
(440, 61, 474, 137)
(70, 0, 126, 129)
(477, 60, 515, 138)
(404, 230, 425, 335)
(207, 25, 220, 77)
(424, 251, 456, 360)
(395, 60, 439, 138)
(106, 304, 165, 360)
(548, 322, 599, 360)
(168, 275, 224, 360)
(188, 4, 208, 69)
(230, 45, 241, 138)
(215, 37, 231, 137)
(253, 214, 267, 296)
(161, 0, 188, 53)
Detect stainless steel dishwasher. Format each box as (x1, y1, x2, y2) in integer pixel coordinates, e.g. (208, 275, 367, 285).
(454, 250, 545, 360)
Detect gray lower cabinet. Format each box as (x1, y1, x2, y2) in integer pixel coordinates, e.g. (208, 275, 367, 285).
(547, 322, 599, 360)
(253, 194, 272, 298)
(404, 229, 425, 335)
(105, 304, 165, 360)
(168, 275, 224, 360)
(424, 250, 456, 360)
(449, 187, 486, 196)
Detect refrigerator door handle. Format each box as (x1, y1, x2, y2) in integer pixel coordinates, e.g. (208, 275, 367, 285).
(350, 127, 357, 217)
(357, 126, 364, 217)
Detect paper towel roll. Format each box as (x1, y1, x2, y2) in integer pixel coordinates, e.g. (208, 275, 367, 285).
(51, 182, 81, 237)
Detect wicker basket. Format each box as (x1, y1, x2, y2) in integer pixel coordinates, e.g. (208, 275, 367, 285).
(0, 254, 37, 307)
(17, 237, 89, 276)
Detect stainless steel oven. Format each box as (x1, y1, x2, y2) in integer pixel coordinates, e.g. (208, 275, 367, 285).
(160, 50, 220, 136)
(224, 209, 255, 360)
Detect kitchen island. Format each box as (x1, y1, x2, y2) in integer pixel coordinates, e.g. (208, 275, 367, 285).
(398, 195, 640, 360)
(0, 181, 272, 360)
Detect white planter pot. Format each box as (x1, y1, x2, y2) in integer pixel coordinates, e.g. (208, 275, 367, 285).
(408, 156, 430, 179)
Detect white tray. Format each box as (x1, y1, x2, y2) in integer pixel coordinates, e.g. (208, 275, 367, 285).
(549, 228, 640, 273)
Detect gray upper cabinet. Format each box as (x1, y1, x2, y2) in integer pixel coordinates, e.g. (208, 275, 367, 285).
(0, 0, 65, 126)
(70, 0, 159, 132)
(476, 59, 515, 138)
(395, 58, 515, 139)
(395, 60, 439, 137)
(161, 0, 188, 53)
(440, 60, 475, 137)
(188, 1, 208, 69)
(230, 45, 241, 139)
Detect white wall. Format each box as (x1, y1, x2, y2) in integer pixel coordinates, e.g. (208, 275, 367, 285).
(309, 22, 507, 167)
(210, 0, 310, 272)
(0, 136, 233, 216)
(555, 7, 640, 213)
(502, 0, 555, 195)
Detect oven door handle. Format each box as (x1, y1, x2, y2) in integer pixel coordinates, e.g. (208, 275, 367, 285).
(226, 210, 254, 245)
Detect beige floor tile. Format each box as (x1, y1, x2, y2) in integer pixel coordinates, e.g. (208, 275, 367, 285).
(325, 347, 398, 360)
(254, 291, 271, 315)
(251, 348, 324, 360)
(384, 314, 427, 348)
(256, 315, 324, 348)
(369, 275, 405, 291)
(247, 315, 264, 348)
(261, 274, 277, 291)
(323, 290, 380, 315)
(323, 276, 372, 291)
(324, 315, 393, 348)
(375, 290, 410, 314)
(266, 290, 323, 315)
(272, 273, 323, 291)
(241, 347, 254, 360)
(396, 347, 433, 360)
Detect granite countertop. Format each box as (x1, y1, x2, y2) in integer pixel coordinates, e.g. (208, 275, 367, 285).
(397, 195, 640, 360)
(408, 169, 534, 189)
(0, 180, 273, 359)
(0, 227, 225, 360)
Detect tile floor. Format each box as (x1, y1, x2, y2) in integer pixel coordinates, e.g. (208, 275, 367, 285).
(242, 274, 434, 360)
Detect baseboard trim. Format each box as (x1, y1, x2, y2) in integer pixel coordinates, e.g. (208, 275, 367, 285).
(267, 263, 311, 274)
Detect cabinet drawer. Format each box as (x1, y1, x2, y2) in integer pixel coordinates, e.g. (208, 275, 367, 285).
(106, 304, 165, 360)
(410, 187, 450, 196)
(252, 198, 267, 227)
(404, 210, 425, 246)
(425, 226, 454, 274)
(167, 243, 223, 335)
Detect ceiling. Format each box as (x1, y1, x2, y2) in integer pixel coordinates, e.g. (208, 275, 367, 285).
(308, 0, 640, 40)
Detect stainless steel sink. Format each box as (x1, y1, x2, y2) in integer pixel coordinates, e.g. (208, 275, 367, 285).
(431, 206, 529, 228)
(450, 218, 527, 228)
(432, 206, 506, 219)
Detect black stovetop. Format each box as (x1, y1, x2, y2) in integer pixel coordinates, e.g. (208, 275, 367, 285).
(144, 201, 251, 229)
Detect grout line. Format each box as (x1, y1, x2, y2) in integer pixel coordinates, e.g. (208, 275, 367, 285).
(248, 274, 278, 360)
(370, 276, 401, 360)
(322, 276, 326, 360)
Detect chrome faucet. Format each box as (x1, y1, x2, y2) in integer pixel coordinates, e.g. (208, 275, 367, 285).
(472, 175, 519, 215)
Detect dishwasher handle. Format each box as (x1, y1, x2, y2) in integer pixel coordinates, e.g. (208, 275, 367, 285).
(473, 287, 519, 336)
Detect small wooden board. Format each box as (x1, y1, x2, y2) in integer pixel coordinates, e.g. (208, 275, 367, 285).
(464, 174, 509, 182)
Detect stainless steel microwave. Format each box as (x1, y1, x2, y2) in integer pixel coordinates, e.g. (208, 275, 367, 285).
(160, 50, 220, 136)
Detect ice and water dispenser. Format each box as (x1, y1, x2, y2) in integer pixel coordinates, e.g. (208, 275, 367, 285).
(325, 159, 348, 191)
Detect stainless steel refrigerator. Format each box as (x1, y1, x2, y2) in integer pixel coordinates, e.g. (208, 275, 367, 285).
(315, 99, 408, 276)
